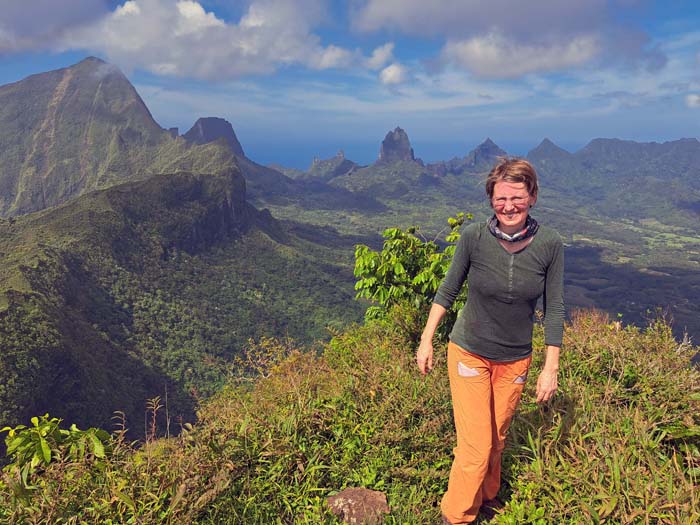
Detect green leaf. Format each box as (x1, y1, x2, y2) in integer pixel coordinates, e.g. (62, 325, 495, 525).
(6, 436, 25, 455)
(115, 490, 136, 510)
(89, 432, 105, 458)
(39, 436, 51, 464)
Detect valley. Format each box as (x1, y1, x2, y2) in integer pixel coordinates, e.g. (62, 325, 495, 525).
(1, 57, 699, 435)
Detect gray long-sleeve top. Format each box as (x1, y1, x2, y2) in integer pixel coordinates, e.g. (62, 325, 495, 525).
(434, 221, 565, 361)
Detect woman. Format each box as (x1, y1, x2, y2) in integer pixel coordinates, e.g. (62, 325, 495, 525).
(416, 158, 564, 524)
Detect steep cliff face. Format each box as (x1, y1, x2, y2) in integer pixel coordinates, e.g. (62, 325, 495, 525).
(0, 57, 171, 216)
(111, 168, 255, 256)
(0, 58, 244, 218)
(304, 151, 359, 182)
(527, 138, 573, 164)
(443, 138, 507, 173)
(379, 127, 415, 163)
(462, 138, 507, 171)
(183, 117, 246, 157)
(0, 162, 365, 434)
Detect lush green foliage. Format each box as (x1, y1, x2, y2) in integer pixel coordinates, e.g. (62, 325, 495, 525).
(1, 415, 110, 497)
(354, 213, 470, 338)
(0, 171, 363, 435)
(1, 309, 698, 524)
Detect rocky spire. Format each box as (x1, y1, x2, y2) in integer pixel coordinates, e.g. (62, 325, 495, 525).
(379, 127, 415, 163)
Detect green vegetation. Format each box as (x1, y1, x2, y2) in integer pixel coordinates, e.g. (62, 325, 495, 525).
(1, 212, 698, 523)
(354, 214, 469, 338)
(0, 169, 363, 435)
(4, 56, 699, 341)
(0, 309, 698, 524)
(260, 155, 700, 341)
(1, 414, 110, 493)
(1, 58, 699, 523)
(0, 56, 244, 217)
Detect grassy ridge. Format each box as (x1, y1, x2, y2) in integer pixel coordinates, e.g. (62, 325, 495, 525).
(1, 308, 697, 524)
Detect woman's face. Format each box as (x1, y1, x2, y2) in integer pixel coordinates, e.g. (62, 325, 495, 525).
(491, 181, 537, 234)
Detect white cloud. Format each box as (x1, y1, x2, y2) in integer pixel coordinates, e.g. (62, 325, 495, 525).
(353, 0, 665, 78)
(311, 45, 357, 69)
(379, 62, 407, 85)
(57, 0, 341, 78)
(352, 0, 606, 38)
(116, 1, 141, 16)
(0, 0, 109, 53)
(444, 32, 600, 78)
(686, 94, 700, 108)
(138, 65, 522, 134)
(175, 1, 225, 35)
(366, 42, 394, 70)
(0, 0, 367, 80)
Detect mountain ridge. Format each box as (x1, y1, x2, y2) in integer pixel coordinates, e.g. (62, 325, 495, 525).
(2, 56, 700, 432)
(183, 117, 246, 157)
(0, 164, 364, 433)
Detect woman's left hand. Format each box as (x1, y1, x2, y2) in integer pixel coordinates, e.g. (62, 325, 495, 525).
(536, 367, 558, 403)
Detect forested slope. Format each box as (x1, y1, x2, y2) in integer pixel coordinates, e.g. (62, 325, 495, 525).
(0, 166, 363, 434)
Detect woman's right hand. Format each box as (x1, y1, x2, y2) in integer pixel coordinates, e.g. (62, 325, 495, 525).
(416, 338, 434, 375)
(416, 303, 447, 375)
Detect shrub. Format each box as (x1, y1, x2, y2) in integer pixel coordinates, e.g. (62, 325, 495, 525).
(353, 213, 470, 340)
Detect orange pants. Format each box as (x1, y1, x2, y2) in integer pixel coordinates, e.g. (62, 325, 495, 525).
(441, 342, 532, 524)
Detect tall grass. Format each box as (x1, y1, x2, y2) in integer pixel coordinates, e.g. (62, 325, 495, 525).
(1, 308, 698, 524)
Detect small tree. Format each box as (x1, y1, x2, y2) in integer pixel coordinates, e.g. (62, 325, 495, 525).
(354, 213, 471, 340)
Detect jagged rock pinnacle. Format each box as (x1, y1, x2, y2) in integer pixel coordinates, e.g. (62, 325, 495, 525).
(379, 127, 415, 163)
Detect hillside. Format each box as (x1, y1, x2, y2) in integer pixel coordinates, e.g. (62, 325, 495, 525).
(0, 58, 377, 220)
(0, 166, 364, 434)
(0, 57, 249, 217)
(8, 58, 698, 342)
(177, 117, 384, 213)
(260, 133, 700, 341)
(1, 309, 698, 524)
(1, 56, 699, 436)
(526, 137, 700, 229)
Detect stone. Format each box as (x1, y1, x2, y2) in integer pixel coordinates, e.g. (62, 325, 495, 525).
(326, 487, 390, 525)
(183, 117, 246, 157)
(379, 127, 415, 163)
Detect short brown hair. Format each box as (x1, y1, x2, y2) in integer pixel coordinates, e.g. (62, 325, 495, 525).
(485, 157, 539, 199)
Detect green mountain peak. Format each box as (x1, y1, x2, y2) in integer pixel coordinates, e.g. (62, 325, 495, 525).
(0, 57, 171, 216)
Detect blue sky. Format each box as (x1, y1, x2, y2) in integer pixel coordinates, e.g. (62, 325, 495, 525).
(1, 0, 699, 168)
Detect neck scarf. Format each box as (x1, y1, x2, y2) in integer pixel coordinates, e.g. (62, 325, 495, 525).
(487, 214, 539, 242)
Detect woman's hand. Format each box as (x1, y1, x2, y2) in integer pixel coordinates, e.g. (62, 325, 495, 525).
(416, 337, 434, 375)
(416, 303, 447, 375)
(536, 345, 560, 403)
(536, 367, 558, 403)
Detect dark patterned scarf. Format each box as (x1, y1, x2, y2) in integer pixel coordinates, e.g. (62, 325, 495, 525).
(487, 215, 539, 242)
